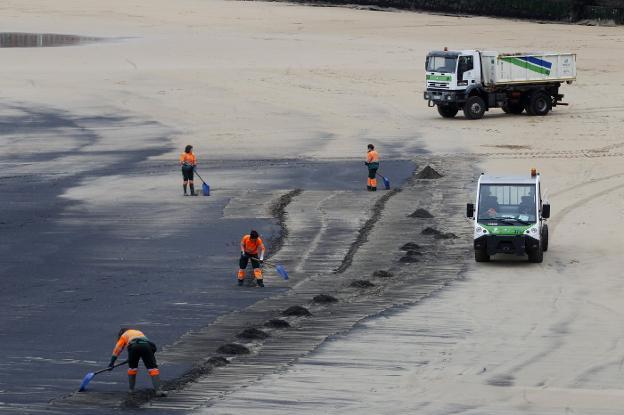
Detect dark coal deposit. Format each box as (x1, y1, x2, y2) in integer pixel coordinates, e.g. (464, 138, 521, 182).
(414, 165, 444, 179)
(217, 343, 251, 355)
(372, 270, 394, 278)
(282, 305, 312, 317)
(409, 208, 434, 218)
(313, 294, 339, 304)
(264, 319, 291, 328)
(350, 280, 376, 288)
(237, 328, 270, 340)
(400, 242, 421, 251)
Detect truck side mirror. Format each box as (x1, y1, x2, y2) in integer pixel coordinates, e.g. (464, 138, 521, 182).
(466, 203, 474, 218)
(542, 204, 550, 219)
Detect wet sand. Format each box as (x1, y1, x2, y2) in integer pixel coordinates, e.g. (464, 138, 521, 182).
(1, 1, 624, 413)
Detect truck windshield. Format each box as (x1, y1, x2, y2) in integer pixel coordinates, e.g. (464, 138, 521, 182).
(426, 55, 457, 73)
(478, 184, 537, 224)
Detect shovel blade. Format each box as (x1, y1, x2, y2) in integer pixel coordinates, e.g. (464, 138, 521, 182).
(276, 265, 289, 280)
(202, 182, 210, 196)
(383, 176, 390, 190)
(78, 372, 95, 392)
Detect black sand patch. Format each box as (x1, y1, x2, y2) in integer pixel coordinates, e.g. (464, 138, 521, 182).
(237, 328, 270, 340)
(350, 280, 376, 288)
(217, 343, 250, 355)
(282, 305, 312, 317)
(268, 189, 303, 255)
(487, 374, 515, 387)
(414, 165, 443, 179)
(422, 227, 442, 235)
(400, 242, 421, 251)
(264, 319, 291, 328)
(313, 294, 339, 304)
(408, 208, 434, 218)
(372, 270, 394, 278)
(399, 252, 421, 263)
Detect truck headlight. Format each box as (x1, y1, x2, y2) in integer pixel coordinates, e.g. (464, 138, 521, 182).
(476, 226, 482, 232)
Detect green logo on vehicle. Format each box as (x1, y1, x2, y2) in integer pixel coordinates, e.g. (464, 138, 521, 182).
(426, 74, 452, 81)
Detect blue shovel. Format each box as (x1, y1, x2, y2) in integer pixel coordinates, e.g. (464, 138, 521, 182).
(377, 173, 390, 190)
(250, 257, 289, 280)
(193, 169, 210, 196)
(78, 359, 128, 392)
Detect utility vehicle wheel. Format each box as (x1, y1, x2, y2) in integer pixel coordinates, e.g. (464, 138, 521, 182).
(475, 249, 490, 262)
(528, 91, 550, 116)
(528, 243, 544, 263)
(463, 96, 486, 120)
(502, 101, 524, 114)
(437, 104, 459, 118)
(541, 224, 549, 252)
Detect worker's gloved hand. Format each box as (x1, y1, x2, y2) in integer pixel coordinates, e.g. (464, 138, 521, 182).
(364, 161, 369, 166)
(108, 356, 117, 371)
(241, 251, 246, 257)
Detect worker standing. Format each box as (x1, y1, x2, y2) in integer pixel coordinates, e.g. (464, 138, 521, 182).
(365, 144, 379, 191)
(179, 144, 197, 196)
(238, 230, 266, 287)
(108, 328, 167, 397)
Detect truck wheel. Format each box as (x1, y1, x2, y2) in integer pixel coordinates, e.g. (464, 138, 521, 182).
(529, 91, 551, 116)
(437, 104, 459, 118)
(541, 224, 549, 252)
(528, 243, 544, 263)
(475, 249, 490, 262)
(464, 96, 486, 120)
(502, 102, 524, 114)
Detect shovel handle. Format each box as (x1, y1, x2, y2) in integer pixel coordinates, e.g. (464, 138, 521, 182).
(193, 168, 207, 185)
(94, 359, 128, 375)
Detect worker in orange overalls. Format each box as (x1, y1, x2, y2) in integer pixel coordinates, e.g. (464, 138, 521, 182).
(365, 144, 380, 191)
(179, 144, 197, 196)
(238, 230, 266, 287)
(108, 328, 166, 396)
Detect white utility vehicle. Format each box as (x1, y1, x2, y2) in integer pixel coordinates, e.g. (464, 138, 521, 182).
(424, 49, 576, 119)
(467, 169, 550, 263)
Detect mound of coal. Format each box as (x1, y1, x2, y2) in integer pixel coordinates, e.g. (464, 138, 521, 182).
(415, 165, 443, 179)
(206, 356, 229, 366)
(435, 232, 458, 239)
(399, 252, 420, 263)
(400, 242, 421, 251)
(313, 294, 338, 304)
(372, 270, 394, 278)
(217, 343, 250, 355)
(264, 319, 291, 328)
(282, 305, 312, 317)
(409, 208, 434, 218)
(422, 227, 442, 235)
(350, 280, 376, 288)
(237, 328, 269, 340)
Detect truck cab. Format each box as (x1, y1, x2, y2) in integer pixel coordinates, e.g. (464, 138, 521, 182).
(467, 169, 550, 263)
(424, 49, 483, 118)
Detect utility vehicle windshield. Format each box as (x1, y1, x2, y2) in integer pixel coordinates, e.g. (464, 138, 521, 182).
(426, 55, 457, 73)
(478, 184, 537, 224)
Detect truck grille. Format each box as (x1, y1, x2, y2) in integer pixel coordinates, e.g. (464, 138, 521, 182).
(427, 82, 449, 89)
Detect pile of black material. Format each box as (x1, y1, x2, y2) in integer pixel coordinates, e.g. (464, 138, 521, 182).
(400, 242, 421, 251)
(409, 208, 434, 218)
(415, 165, 443, 179)
(237, 328, 270, 340)
(350, 280, 375, 288)
(372, 270, 394, 278)
(264, 319, 291, 328)
(217, 343, 250, 355)
(282, 305, 312, 317)
(313, 294, 338, 304)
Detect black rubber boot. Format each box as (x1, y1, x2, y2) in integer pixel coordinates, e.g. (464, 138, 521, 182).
(256, 279, 265, 288)
(183, 184, 187, 195)
(151, 375, 167, 397)
(367, 186, 372, 191)
(189, 184, 197, 196)
(371, 187, 377, 191)
(128, 374, 136, 393)
(238, 279, 244, 287)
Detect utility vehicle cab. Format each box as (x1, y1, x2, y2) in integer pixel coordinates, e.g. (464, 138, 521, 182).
(467, 169, 550, 263)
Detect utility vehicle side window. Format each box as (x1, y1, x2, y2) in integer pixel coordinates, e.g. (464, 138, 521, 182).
(458, 56, 474, 81)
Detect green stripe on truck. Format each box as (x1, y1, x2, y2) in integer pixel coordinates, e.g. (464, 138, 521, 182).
(426, 74, 452, 81)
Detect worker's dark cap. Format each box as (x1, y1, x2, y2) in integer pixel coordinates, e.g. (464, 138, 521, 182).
(250, 230, 259, 239)
(367, 144, 374, 149)
(118, 327, 129, 339)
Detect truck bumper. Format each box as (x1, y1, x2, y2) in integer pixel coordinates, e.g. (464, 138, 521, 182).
(474, 234, 539, 256)
(424, 90, 463, 105)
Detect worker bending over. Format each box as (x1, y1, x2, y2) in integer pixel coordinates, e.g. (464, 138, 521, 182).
(238, 230, 265, 287)
(179, 144, 197, 196)
(108, 328, 167, 396)
(365, 144, 380, 191)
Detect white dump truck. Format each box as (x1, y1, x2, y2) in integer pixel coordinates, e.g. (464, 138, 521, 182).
(423, 49, 576, 119)
(466, 169, 550, 263)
